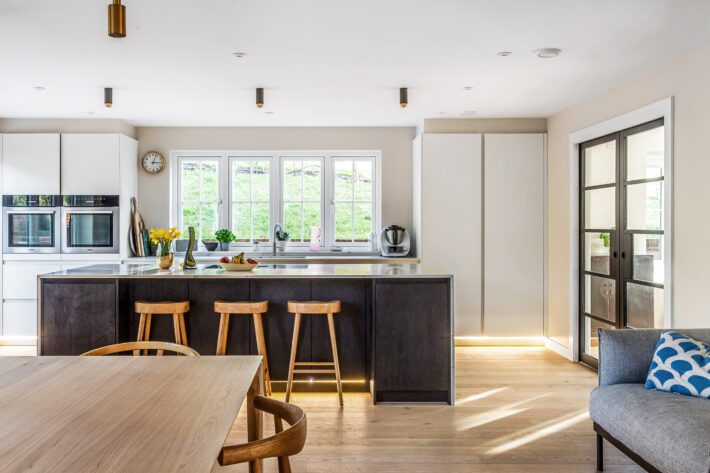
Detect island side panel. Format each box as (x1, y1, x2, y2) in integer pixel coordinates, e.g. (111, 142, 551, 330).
(373, 278, 453, 404)
(40, 278, 118, 355)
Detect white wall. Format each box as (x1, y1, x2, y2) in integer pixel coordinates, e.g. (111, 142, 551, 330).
(547, 41, 710, 350)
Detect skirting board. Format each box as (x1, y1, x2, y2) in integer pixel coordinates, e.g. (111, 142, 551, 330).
(455, 336, 545, 347)
(544, 337, 574, 360)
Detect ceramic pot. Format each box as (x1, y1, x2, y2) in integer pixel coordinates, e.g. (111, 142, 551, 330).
(156, 253, 174, 269)
(276, 240, 288, 251)
(219, 242, 231, 251)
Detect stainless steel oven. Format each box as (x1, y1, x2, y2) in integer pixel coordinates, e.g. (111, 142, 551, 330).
(2, 195, 61, 254)
(61, 195, 119, 254)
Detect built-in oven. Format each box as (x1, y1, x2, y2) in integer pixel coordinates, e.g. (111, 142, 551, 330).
(61, 195, 120, 254)
(2, 195, 61, 254)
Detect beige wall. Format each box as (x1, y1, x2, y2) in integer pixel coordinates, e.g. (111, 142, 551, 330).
(0, 118, 136, 138)
(547, 42, 710, 349)
(135, 127, 416, 229)
(423, 118, 547, 134)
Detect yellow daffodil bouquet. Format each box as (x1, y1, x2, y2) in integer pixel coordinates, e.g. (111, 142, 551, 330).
(149, 227, 182, 256)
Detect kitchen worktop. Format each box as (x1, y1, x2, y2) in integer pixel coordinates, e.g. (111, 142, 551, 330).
(39, 263, 450, 279)
(123, 254, 420, 265)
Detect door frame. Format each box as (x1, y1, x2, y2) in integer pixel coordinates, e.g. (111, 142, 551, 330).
(565, 97, 673, 362)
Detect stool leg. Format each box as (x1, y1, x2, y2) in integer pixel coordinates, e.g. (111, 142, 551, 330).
(285, 313, 302, 403)
(178, 313, 188, 346)
(143, 314, 153, 355)
(216, 313, 230, 355)
(327, 313, 344, 407)
(253, 312, 272, 396)
(135, 314, 146, 356)
(173, 313, 182, 345)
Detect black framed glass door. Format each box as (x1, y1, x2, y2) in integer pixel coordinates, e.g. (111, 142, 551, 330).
(579, 118, 665, 368)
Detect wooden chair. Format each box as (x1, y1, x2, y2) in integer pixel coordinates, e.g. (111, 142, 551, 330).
(82, 341, 199, 356)
(218, 395, 307, 473)
(285, 300, 343, 406)
(214, 300, 272, 396)
(134, 301, 190, 355)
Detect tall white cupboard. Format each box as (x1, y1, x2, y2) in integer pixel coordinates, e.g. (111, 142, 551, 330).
(413, 133, 545, 338)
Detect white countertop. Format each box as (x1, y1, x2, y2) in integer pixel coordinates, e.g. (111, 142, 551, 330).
(39, 263, 451, 279)
(124, 254, 419, 265)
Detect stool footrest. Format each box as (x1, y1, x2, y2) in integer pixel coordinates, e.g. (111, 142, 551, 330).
(293, 369, 337, 374)
(293, 361, 334, 366)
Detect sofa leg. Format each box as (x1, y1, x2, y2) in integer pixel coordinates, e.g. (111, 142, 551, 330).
(596, 433, 604, 471)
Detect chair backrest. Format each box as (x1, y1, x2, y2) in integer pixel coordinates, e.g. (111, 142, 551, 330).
(82, 341, 199, 357)
(218, 395, 307, 473)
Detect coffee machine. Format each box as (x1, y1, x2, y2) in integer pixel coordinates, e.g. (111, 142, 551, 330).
(379, 225, 411, 257)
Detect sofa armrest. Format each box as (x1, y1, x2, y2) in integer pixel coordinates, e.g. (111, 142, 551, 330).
(597, 329, 663, 386)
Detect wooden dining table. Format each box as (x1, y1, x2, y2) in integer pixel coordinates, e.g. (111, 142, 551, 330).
(0, 355, 264, 473)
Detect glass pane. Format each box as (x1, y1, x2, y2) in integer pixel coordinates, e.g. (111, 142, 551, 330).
(626, 126, 664, 181)
(232, 161, 251, 201)
(335, 203, 353, 242)
(283, 161, 302, 201)
(252, 202, 270, 241)
(199, 204, 218, 241)
(627, 181, 663, 231)
(354, 160, 373, 201)
(303, 203, 321, 241)
(283, 203, 303, 242)
(584, 140, 616, 187)
(181, 161, 200, 201)
(632, 234, 664, 284)
(8, 213, 54, 247)
(627, 283, 664, 328)
(200, 161, 219, 201)
(302, 161, 321, 201)
(354, 203, 373, 242)
(584, 187, 615, 229)
(232, 202, 250, 242)
(334, 160, 353, 201)
(584, 274, 616, 323)
(252, 161, 270, 201)
(583, 316, 615, 359)
(181, 205, 199, 238)
(68, 214, 112, 247)
(584, 232, 611, 275)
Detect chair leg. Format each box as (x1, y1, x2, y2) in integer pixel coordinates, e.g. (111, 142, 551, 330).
(274, 416, 292, 473)
(178, 313, 188, 346)
(285, 313, 302, 403)
(142, 314, 152, 355)
(135, 314, 146, 356)
(172, 313, 182, 345)
(327, 313, 344, 407)
(596, 433, 604, 471)
(216, 313, 230, 355)
(253, 312, 272, 396)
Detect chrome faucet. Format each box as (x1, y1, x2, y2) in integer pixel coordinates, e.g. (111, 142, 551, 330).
(272, 223, 283, 256)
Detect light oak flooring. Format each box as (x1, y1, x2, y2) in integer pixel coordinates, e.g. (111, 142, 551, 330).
(216, 346, 644, 473)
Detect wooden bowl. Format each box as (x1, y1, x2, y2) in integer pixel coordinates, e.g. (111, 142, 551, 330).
(219, 262, 258, 271)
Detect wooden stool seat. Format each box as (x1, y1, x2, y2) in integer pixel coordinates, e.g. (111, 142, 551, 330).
(134, 301, 190, 355)
(285, 300, 343, 406)
(215, 300, 272, 396)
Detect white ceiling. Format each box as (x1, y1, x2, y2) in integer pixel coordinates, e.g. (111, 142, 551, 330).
(0, 0, 709, 126)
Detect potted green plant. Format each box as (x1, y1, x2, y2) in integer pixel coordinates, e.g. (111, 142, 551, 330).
(275, 229, 290, 251)
(215, 229, 236, 251)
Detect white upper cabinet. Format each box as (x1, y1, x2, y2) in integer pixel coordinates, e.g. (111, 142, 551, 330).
(61, 134, 120, 194)
(2, 134, 60, 194)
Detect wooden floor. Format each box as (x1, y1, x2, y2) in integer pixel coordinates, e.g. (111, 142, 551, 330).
(215, 347, 644, 473)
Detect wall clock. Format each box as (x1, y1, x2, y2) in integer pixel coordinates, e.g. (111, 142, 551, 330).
(142, 151, 165, 174)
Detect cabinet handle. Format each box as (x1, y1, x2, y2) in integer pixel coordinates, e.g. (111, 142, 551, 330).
(621, 251, 626, 259)
(612, 251, 618, 258)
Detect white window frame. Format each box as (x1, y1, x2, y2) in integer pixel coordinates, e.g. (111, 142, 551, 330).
(329, 155, 378, 247)
(169, 150, 382, 252)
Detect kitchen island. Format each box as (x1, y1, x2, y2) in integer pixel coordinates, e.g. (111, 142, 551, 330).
(38, 264, 453, 404)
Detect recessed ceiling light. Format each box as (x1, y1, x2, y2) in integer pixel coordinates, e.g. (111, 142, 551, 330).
(535, 48, 561, 59)
(33, 86, 45, 91)
(497, 51, 512, 57)
(233, 52, 247, 58)
(462, 86, 474, 91)
(87, 111, 96, 115)
(265, 111, 274, 114)
(438, 112, 447, 115)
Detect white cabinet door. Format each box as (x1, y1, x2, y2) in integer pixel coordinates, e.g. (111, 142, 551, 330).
(2, 261, 62, 299)
(483, 133, 545, 337)
(2, 134, 60, 194)
(61, 134, 120, 194)
(2, 300, 36, 337)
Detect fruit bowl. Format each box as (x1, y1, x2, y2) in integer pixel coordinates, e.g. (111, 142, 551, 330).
(219, 262, 258, 271)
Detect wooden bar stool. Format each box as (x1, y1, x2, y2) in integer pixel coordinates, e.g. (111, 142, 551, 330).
(134, 301, 190, 355)
(285, 300, 343, 407)
(214, 300, 272, 396)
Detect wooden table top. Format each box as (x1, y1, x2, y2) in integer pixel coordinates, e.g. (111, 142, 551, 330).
(0, 356, 262, 473)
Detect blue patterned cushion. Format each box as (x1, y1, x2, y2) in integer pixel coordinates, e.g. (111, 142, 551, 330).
(645, 331, 710, 399)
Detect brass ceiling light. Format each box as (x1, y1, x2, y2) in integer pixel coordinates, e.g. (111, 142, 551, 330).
(108, 0, 126, 38)
(104, 88, 113, 108)
(399, 88, 408, 108)
(256, 88, 264, 108)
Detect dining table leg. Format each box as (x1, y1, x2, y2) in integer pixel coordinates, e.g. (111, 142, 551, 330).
(247, 361, 264, 473)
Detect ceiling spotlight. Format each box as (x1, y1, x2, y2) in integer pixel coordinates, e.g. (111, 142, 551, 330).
(462, 86, 474, 91)
(104, 88, 113, 108)
(256, 88, 264, 108)
(265, 111, 274, 115)
(108, 0, 126, 38)
(535, 48, 561, 58)
(233, 52, 247, 58)
(33, 86, 46, 91)
(399, 88, 408, 108)
(497, 51, 512, 57)
(87, 111, 96, 115)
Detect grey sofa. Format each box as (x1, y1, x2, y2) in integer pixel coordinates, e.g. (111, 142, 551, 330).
(589, 328, 710, 473)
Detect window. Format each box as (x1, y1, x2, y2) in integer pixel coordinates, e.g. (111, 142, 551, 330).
(171, 151, 380, 251)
